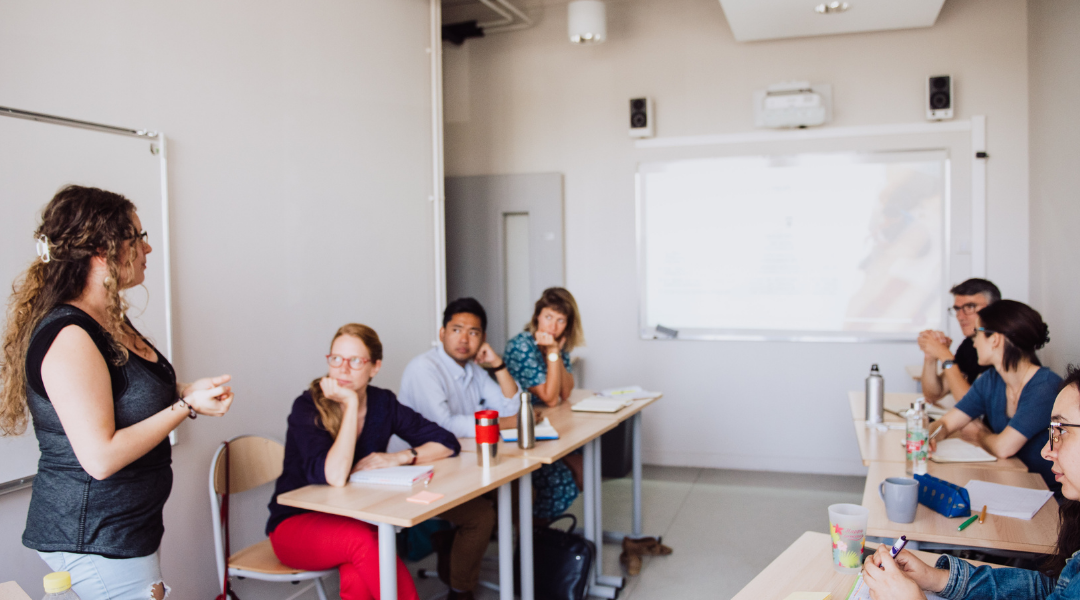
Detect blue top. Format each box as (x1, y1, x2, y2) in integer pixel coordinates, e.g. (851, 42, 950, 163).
(266, 385, 460, 534)
(504, 331, 572, 394)
(399, 346, 519, 438)
(954, 366, 1061, 492)
(935, 551, 1080, 599)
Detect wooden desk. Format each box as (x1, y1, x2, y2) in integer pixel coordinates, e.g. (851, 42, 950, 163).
(0, 582, 31, 600)
(278, 454, 541, 600)
(849, 419, 1026, 470)
(862, 462, 1057, 554)
(731, 531, 993, 600)
(458, 401, 623, 463)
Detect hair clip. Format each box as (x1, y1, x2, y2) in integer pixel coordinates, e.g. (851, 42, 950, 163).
(35, 235, 51, 264)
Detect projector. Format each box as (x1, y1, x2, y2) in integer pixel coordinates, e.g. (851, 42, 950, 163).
(753, 81, 832, 129)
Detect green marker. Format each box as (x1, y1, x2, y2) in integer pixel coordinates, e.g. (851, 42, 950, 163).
(958, 514, 979, 531)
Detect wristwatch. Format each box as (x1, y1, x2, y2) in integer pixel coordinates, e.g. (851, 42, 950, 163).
(547, 352, 559, 363)
(942, 360, 956, 370)
(408, 448, 418, 465)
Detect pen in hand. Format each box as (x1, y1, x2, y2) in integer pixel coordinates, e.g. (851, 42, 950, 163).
(880, 535, 908, 569)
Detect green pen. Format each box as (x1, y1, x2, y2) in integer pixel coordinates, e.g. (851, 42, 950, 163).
(958, 514, 979, 531)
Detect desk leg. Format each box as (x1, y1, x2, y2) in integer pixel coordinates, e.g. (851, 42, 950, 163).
(584, 440, 618, 598)
(499, 483, 514, 600)
(377, 522, 397, 600)
(632, 412, 643, 538)
(594, 437, 624, 590)
(519, 473, 534, 600)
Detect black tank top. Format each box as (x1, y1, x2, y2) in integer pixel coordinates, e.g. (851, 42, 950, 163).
(22, 304, 176, 558)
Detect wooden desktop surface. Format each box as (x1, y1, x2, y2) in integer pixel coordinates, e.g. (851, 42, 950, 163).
(276, 454, 540, 528)
(863, 461, 1057, 554)
(731, 531, 994, 600)
(0, 582, 31, 600)
(849, 418, 1026, 471)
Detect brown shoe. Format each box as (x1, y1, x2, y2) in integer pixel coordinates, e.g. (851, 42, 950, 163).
(619, 549, 642, 576)
(623, 536, 673, 556)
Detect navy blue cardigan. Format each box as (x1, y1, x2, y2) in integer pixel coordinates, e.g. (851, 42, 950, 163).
(267, 385, 460, 534)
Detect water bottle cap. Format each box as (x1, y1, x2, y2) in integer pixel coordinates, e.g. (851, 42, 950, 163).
(871, 364, 880, 371)
(44, 572, 72, 593)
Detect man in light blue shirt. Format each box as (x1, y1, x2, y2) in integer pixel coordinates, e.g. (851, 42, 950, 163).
(400, 297, 520, 439)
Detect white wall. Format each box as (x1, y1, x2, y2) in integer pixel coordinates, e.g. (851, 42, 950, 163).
(0, 1, 437, 597)
(443, 0, 1031, 474)
(1029, 0, 1080, 374)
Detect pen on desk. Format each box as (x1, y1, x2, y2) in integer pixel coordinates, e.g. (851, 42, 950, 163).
(424, 471, 435, 488)
(879, 536, 908, 569)
(958, 514, 979, 531)
(979, 505, 987, 524)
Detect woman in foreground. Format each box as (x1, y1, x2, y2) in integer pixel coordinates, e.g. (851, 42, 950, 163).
(864, 367, 1080, 599)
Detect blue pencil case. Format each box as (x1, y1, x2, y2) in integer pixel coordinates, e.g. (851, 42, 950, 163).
(914, 473, 971, 518)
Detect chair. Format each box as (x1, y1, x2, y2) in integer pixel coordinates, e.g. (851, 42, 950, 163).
(210, 436, 333, 600)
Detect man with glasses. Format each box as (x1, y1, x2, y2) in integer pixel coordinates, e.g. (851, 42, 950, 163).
(919, 278, 1001, 403)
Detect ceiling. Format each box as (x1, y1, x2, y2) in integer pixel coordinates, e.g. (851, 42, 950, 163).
(718, 0, 947, 42)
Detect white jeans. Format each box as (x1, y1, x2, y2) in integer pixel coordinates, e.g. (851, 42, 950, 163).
(38, 549, 168, 600)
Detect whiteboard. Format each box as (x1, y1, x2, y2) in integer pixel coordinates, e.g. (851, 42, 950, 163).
(0, 113, 169, 488)
(637, 150, 948, 342)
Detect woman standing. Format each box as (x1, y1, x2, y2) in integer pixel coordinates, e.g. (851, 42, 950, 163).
(0, 185, 234, 599)
(266, 323, 460, 600)
(928, 299, 1060, 493)
(504, 287, 585, 521)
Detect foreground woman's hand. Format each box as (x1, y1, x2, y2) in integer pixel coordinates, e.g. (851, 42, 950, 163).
(863, 546, 947, 600)
(353, 451, 408, 472)
(184, 374, 234, 416)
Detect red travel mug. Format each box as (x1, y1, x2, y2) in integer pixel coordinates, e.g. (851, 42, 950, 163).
(475, 410, 500, 467)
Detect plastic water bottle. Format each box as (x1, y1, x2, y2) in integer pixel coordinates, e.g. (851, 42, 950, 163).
(865, 364, 884, 424)
(906, 399, 929, 476)
(42, 572, 81, 600)
(517, 392, 536, 449)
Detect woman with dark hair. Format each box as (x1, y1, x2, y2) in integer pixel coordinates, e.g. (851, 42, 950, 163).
(0, 185, 234, 599)
(504, 287, 585, 521)
(862, 367, 1080, 599)
(266, 323, 460, 600)
(928, 299, 1060, 492)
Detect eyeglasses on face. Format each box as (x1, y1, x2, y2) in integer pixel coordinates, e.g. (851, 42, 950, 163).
(132, 230, 149, 244)
(326, 354, 373, 370)
(1049, 422, 1080, 451)
(974, 326, 996, 337)
(948, 303, 981, 316)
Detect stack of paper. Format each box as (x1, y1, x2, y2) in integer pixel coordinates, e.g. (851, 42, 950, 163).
(598, 385, 661, 401)
(572, 396, 633, 413)
(501, 418, 559, 442)
(930, 438, 998, 463)
(349, 465, 433, 486)
(965, 480, 1054, 520)
(848, 573, 944, 600)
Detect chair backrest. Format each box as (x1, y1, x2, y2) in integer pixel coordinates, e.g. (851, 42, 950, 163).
(212, 435, 286, 495)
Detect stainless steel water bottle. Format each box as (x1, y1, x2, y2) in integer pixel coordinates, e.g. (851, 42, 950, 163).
(517, 392, 536, 450)
(866, 364, 885, 424)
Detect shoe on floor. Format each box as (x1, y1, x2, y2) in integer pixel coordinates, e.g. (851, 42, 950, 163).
(623, 536, 673, 557)
(620, 549, 642, 576)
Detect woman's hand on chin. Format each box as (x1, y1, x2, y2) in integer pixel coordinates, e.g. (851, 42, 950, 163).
(320, 376, 359, 406)
(353, 452, 407, 472)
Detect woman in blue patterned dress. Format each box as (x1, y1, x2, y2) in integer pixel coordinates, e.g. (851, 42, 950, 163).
(504, 287, 585, 520)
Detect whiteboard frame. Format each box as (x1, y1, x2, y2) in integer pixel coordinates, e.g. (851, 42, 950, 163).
(636, 145, 963, 343)
(0, 106, 171, 493)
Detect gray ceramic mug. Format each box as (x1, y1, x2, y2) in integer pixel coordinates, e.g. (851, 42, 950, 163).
(879, 477, 919, 523)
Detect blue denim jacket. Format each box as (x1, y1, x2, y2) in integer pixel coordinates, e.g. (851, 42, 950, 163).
(934, 552, 1080, 599)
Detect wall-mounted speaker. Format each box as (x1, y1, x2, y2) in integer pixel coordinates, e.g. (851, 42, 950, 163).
(926, 75, 953, 121)
(629, 97, 653, 138)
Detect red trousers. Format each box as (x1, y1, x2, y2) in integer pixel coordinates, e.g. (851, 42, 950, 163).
(270, 512, 419, 600)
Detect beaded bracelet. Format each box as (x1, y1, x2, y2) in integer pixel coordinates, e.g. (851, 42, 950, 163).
(173, 397, 197, 420)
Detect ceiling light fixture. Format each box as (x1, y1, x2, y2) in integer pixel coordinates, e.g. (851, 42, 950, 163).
(814, 2, 850, 14)
(568, 0, 606, 44)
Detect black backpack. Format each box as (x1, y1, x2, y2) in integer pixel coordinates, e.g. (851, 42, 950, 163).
(515, 514, 597, 600)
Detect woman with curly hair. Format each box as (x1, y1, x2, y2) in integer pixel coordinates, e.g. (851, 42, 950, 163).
(0, 185, 234, 599)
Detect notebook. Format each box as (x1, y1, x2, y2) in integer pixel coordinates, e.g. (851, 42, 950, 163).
(598, 385, 661, 401)
(572, 396, 633, 413)
(348, 465, 434, 487)
(964, 480, 1054, 520)
(847, 573, 944, 600)
(501, 417, 559, 442)
(930, 438, 998, 463)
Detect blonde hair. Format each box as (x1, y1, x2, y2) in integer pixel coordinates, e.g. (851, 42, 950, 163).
(1, 186, 139, 436)
(526, 287, 585, 352)
(309, 323, 383, 438)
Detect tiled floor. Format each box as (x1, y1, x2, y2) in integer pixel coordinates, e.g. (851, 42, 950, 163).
(410, 466, 865, 600)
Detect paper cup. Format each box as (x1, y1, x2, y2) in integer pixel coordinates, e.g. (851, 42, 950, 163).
(829, 503, 869, 574)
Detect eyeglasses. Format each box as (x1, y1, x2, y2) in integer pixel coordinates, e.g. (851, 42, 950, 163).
(326, 354, 373, 370)
(1049, 422, 1080, 451)
(974, 326, 996, 337)
(948, 303, 981, 316)
(132, 230, 149, 244)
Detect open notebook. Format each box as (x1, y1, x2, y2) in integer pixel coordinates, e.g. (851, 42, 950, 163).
(965, 480, 1054, 520)
(930, 438, 997, 463)
(848, 572, 944, 600)
(572, 396, 634, 413)
(348, 465, 433, 487)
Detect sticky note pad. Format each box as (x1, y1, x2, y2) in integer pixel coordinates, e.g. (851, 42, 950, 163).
(782, 593, 830, 600)
(406, 490, 444, 504)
